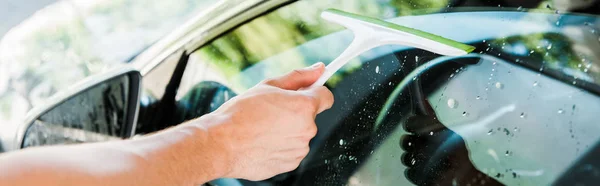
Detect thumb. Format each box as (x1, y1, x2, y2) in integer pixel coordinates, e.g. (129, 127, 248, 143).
(264, 62, 325, 90)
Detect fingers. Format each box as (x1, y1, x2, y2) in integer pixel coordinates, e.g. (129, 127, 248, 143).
(277, 146, 310, 172)
(302, 86, 334, 114)
(263, 62, 325, 90)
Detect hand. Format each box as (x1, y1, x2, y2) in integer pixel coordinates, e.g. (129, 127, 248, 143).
(201, 63, 334, 181)
(400, 114, 503, 186)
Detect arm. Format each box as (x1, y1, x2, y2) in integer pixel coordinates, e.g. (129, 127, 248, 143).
(0, 63, 333, 186)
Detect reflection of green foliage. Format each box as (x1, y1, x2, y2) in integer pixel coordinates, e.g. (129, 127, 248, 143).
(196, 0, 448, 90)
(391, 0, 450, 16)
(491, 32, 598, 82)
(493, 33, 581, 67)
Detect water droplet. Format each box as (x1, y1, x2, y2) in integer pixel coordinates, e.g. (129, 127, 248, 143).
(573, 81, 577, 85)
(495, 82, 503, 89)
(488, 129, 494, 135)
(558, 109, 564, 114)
(503, 128, 511, 135)
(476, 96, 481, 100)
(411, 158, 416, 165)
(415, 56, 419, 62)
(584, 68, 589, 73)
(339, 139, 345, 145)
(513, 127, 519, 132)
(388, 82, 392, 86)
(517, 6, 523, 10)
(462, 112, 469, 117)
(555, 10, 559, 14)
(578, 64, 582, 68)
(533, 81, 539, 87)
(546, 4, 552, 9)
(408, 142, 412, 146)
(492, 68, 496, 72)
(505, 150, 512, 156)
(450, 73, 455, 78)
(429, 131, 434, 135)
(375, 66, 380, 74)
(413, 77, 417, 80)
(447, 98, 458, 109)
(493, 62, 497, 65)
(520, 112, 526, 118)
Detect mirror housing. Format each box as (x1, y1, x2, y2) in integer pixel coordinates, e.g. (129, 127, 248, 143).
(14, 66, 142, 148)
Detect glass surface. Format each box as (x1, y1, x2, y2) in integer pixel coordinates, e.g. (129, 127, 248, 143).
(183, 0, 600, 185)
(22, 75, 130, 148)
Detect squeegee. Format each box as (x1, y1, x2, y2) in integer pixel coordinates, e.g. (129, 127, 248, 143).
(308, 9, 476, 88)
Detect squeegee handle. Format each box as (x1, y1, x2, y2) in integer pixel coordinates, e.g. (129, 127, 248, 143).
(307, 37, 373, 89)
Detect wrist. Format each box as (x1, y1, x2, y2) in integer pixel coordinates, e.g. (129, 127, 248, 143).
(187, 113, 235, 179)
(125, 113, 234, 184)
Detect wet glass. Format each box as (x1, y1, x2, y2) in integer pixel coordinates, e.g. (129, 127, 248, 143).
(183, 0, 600, 185)
(22, 75, 131, 148)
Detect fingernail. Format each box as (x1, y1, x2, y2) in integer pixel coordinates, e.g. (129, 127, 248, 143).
(308, 62, 324, 69)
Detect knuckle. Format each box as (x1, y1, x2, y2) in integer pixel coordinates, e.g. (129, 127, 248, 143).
(306, 123, 318, 137)
(301, 147, 311, 157)
(320, 87, 335, 106)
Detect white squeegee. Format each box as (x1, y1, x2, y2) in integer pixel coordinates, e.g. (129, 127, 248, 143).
(308, 9, 476, 88)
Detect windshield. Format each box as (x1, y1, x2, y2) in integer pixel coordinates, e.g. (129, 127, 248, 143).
(181, 0, 600, 185)
(0, 0, 218, 150)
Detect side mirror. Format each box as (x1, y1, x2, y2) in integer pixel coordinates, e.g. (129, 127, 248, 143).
(15, 67, 142, 148)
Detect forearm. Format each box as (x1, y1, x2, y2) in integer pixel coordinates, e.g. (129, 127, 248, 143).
(0, 141, 149, 186)
(0, 114, 232, 186)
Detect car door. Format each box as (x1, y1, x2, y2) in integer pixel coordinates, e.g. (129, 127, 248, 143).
(175, 0, 600, 185)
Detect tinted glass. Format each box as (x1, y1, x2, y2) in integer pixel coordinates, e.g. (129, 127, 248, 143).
(23, 75, 130, 148)
(183, 0, 600, 185)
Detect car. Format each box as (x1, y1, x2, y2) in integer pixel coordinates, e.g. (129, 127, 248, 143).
(1, 0, 600, 185)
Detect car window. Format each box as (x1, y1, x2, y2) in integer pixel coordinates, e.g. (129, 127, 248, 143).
(183, 0, 600, 185)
